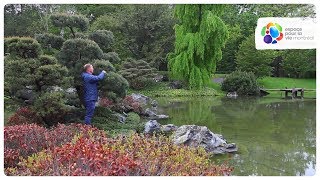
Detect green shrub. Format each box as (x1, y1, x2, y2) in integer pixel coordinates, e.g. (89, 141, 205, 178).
(58, 38, 103, 71)
(88, 30, 114, 52)
(92, 59, 116, 73)
(35, 33, 65, 50)
(221, 71, 260, 96)
(74, 32, 88, 39)
(38, 55, 58, 65)
(103, 52, 121, 69)
(33, 92, 70, 126)
(100, 72, 129, 99)
(92, 107, 144, 135)
(5, 37, 42, 58)
(5, 54, 69, 96)
(120, 58, 157, 90)
(50, 13, 89, 32)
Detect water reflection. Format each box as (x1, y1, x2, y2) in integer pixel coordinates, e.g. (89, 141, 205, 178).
(156, 97, 316, 176)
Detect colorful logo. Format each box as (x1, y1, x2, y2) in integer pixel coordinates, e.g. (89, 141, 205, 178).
(261, 22, 283, 44)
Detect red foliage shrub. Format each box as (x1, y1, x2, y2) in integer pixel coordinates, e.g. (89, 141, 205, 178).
(4, 124, 47, 168)
(7, 133, 233, 176)
(122, 96, 143, 114)
(7, 107, 43, 126)
(107, 134, 233, 176)
(10, 137, 139, 176)
(99, 97, 113, 108)
(4, 123, 107, 168)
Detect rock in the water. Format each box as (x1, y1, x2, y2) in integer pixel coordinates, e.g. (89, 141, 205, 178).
(144, 120, 161, 133)
(153, 114, 170, 120)
(145, 108, 169, 120)
(144, 108, 157, 117)
(226, 92, 238, 98)
(160, 124, 178, 132)
(172, 125, 237, 154)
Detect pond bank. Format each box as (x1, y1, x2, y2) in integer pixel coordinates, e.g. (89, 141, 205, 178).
(154, 96, 316, 176)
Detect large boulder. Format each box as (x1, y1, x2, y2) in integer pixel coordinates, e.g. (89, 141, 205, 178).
(144, 120, 177, 134)
(172, 125, 237, 154)
(144, 120, 161, 133)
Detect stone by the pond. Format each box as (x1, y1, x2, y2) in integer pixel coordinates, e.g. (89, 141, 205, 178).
(226, 91, 238, 98)
(131, 93, 150, 105)
(155, 114, 169, 119)
(145, 108, 169, 120)
(160, 124, 178, 132)
(151, 100, 158, 107)
(144, 120, 161, 133)
(172, 125, 237, 154)
(144, 108, 157, 117)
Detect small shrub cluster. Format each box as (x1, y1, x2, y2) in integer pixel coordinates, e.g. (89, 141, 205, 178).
(88, 30, 114, 52)
(7, 107, 43, 126)
(103, 52, 121, 68)
(99, 97, 114, 108)
(119, 58, 157, 90)
(121, 95, 143, 114)
(4, 37, 42, 58)
(35, 33, 65, 50)
(92, 111, 144, 134)
(4, 123, 106, 168)
(50, 13, 89, 32)
(221, 71, 260, 96)
(33, 92, 71, 126)
(6, 132, 232, 176)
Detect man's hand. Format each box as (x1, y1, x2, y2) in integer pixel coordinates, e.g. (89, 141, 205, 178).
(102, 70, 106, 74)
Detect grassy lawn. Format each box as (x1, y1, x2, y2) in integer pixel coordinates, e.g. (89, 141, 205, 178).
(258, 77, 316, 98)
(258, 77, 316, 89)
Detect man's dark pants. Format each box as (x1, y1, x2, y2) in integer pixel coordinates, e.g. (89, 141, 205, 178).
(84, 100, 96, 125)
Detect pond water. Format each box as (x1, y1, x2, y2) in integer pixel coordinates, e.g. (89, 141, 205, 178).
(154, 96, 316, 176)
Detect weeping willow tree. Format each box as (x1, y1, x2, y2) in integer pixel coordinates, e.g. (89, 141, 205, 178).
(168, 5, 228, 89)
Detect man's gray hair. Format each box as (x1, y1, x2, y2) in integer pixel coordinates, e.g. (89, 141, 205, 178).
(83, 64, 92, 72)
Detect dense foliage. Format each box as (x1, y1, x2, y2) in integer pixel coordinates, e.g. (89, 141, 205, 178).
(35, 33, 65, 50)
(4, 123, 106, 168)
(236, 35, 278, 78)
(5, 37, 42, 58)
(5, 123, 232, 176)
(168, 5, 228, 89)
(119, 58, 157, 90)
(50, 13, 89, 38)
(221, 71, 260, 96)
(88, 30, 114, 52)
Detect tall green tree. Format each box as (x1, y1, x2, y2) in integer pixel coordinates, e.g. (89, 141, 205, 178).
(168, 5, 228, 89)
(282, 50, 316, 78)
(50, 13, 89, 38)
(90, 5, 175, 70)
(217, 24, 243, 73)
(236, 35, 278, 78)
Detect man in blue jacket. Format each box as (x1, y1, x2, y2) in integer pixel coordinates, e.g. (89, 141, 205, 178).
(82, 64, 106, 125)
